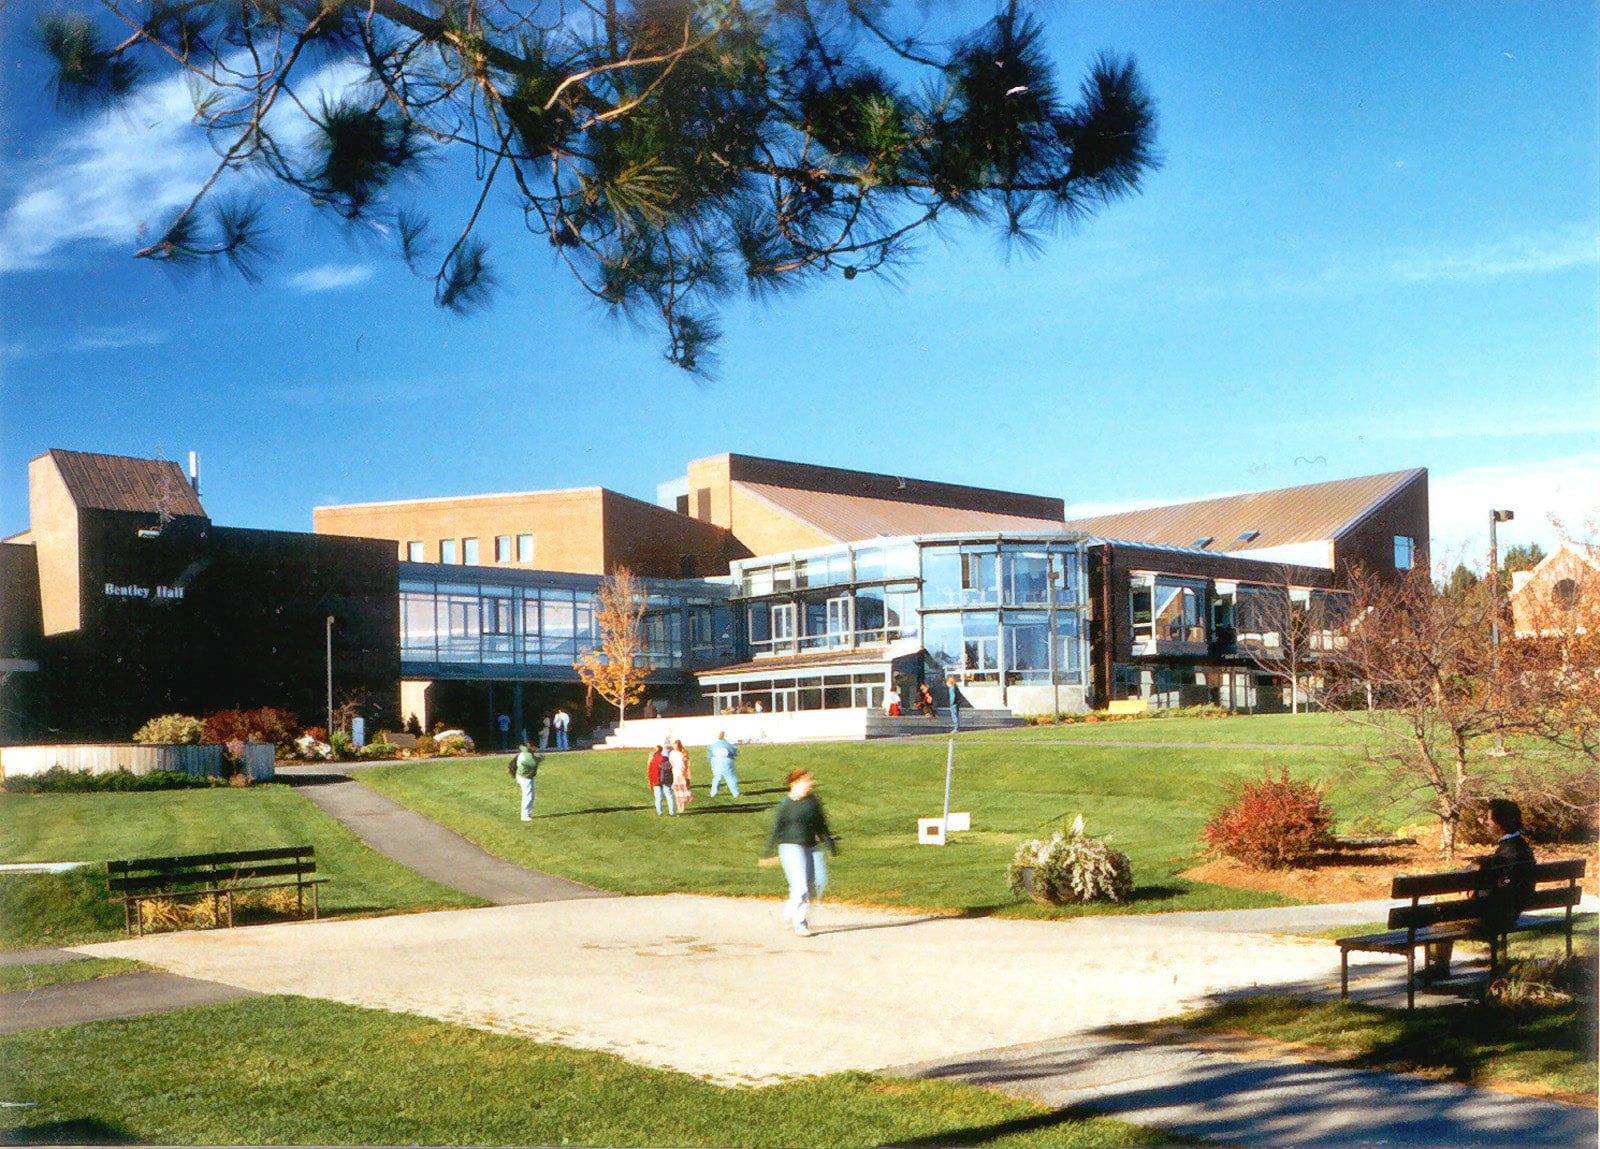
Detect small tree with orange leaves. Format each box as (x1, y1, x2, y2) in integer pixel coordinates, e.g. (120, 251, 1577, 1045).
(575, 567, 653, 729)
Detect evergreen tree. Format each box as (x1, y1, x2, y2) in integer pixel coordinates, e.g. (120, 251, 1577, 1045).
(37, 1, 1159, 371)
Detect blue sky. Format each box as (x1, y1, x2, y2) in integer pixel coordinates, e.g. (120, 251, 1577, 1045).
(2, 1, 1596, 567)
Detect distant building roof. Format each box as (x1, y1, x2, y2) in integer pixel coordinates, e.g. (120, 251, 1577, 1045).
(1064, 469, 1425, 554)
(736, 481, 1066, 544)
(43, 449, 207, 518)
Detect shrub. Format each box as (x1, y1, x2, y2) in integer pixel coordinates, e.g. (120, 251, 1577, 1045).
(1459, 767, 1599, 845)
(405, 713, 423, 737)
(1, 768, 222, 794)
(202, 707, 299, 751)
(1201, 767, 1337, 870)
(303, 726, 328, 743)
(131, 713, 204, 744)
(329, 730, 355, 761)
(414, 734, 436, 757)
(358, 741, 400, 760)
(1007, 816, 1134, 904)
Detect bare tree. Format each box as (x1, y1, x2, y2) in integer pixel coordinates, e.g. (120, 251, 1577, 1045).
(1503, 546, 1600, 767)
(1322, 567, 1520, 858)
(1231, 569, 1324, 715)
(574, 566, 652, 728)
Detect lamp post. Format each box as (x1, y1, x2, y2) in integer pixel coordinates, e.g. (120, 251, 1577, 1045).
(1488, 510, 1514, 755)
(326, 615, 335, 737)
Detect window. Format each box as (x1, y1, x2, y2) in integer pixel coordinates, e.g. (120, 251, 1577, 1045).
(495, 535, 511, 563)
(517, 534, 534, 562)
(771, 603, 796, 644)
(1394, 536, 1414, 570)
(1553, 578, 1581, 610)
(462, 537, 480, 565)
(439, 538, 457, 564)
(696, 488, 712, 520)
(405, 541, 424, 562)
(676, 494, 690, 515)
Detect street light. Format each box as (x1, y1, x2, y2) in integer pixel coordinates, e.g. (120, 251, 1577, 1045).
(326, 615, 335, 737)
(1488, 510, 1514, 755)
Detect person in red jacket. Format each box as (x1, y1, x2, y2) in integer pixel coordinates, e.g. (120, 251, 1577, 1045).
(647, 743, 675, 816)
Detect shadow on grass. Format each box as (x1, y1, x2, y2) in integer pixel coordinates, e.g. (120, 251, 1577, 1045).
(537, 804, 657, 818)
(883, 1104, 1115, 1147)
(681, 801, 778, 816)
(1, 1117, 139, 1145)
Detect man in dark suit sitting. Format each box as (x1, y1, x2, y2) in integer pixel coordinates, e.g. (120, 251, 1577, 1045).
(1472, 797, 1538, 935)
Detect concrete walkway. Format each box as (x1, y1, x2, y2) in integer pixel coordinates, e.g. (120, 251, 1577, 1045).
(0, 970, 256, 1033)
(279, 768, 611, 906)
(892, 1031, 1596, 1148)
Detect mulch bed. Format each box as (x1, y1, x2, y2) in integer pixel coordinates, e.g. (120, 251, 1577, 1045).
(1181, 823, 1599, 904)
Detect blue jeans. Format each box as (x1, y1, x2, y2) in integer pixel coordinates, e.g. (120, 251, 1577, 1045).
(556, 727, 569, 750)
(653, 784, 676, 815)
(777, 843, 828, 929)
(709, 763, 740, 797)
(517, 776, 536, 820)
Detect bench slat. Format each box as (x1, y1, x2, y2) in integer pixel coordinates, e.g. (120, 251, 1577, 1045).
(109, 861, 317, 894)
(108, 845, 314, 874)
(1391, 870, 1493, 898)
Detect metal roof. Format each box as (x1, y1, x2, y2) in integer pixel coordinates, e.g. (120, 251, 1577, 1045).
(44, 449, 207, 517)
(1064, 469, 1425, 552)
(737, 481, 1066, 544)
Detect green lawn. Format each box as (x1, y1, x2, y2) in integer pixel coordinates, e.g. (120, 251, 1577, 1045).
(0, 787, 482, 948)
(0, 996, 1180, 1148)
(985, 712, 1368, 745)
(0, 957, 146, 994)
(359, 735, 1397, 915)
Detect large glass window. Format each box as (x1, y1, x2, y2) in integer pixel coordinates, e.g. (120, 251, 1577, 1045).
(960, 548, 999, 605)
(922, 547, 961, 607)
(962, 612, 1000, 679)
(855, 586, 886, 642)
(886, 588, 918, 639)
(1001, 546, 1052, 605)
(1152, 579, 1206, 643)
(922, 612, 964, 673)
(1003, 612, 1051, 682)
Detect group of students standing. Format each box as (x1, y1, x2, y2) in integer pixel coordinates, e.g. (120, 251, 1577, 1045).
(645, 732, 741, 815)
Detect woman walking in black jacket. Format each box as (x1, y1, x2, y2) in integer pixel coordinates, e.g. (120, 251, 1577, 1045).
(762, 769, 835, 937)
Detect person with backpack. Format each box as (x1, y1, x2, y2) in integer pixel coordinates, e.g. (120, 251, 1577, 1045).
(647, 743, 675, 816)
(510, 740, 542, 822)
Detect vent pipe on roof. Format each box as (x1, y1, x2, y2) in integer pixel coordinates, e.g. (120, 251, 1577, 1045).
(188, 451, 201, 496)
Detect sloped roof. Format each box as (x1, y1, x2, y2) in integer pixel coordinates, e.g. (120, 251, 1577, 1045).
(45, 449, 207, 517)
(737, 481, 1066, 544)
(1063, 469, 1425, 553)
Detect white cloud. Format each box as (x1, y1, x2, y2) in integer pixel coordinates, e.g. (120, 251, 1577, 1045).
(285, 264, 376, 293)
(1, 324, 167, 357)
(0, 60, 367, 274)
(1387, 227, 1600, 284)
(1428, 453, 1600, 567)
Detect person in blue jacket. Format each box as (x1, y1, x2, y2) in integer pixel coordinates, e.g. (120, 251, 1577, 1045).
(707, 731, 740, 797)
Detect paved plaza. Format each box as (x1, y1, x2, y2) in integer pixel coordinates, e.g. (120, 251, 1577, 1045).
(81, 893, 1436, 1083)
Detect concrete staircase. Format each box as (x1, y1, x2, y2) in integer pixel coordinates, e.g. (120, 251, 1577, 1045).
(864, 710, 1025, 738)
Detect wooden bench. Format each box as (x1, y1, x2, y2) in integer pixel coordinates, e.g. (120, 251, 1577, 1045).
(108, 846, 328, 936)
(1338, 858, 1586, 1009)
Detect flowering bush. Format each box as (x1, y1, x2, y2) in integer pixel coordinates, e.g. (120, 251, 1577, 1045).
(1007, 816, 1134, 904)
(202, 707, 299, 752)
(132, 714, 203, 744)
(1201, 768, 1336, 870)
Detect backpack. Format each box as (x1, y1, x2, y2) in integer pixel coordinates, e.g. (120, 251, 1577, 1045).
(658, 757, 673, 787)
(507, 755, 519, 779)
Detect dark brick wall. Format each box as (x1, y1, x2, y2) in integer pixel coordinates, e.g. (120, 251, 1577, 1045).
(1333, 471, 1430, 582)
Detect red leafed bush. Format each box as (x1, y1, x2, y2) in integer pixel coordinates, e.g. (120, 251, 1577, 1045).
(201, 707, 299, 750)
(1202, 768, 1337, 870)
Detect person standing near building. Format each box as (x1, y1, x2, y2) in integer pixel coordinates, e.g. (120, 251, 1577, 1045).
(513, 741, 541, 822)
(538, 716, 551, 751)
(761, 769, 836, 937)
(916, 682, 937, 717)
(497, 712, 511, 750)
(886, 686, 901, 716)
(707, 732, 740, 797)
(647, 743, 675, 816)
(553, 707, 571, 750)
(669, 739, 693, 813)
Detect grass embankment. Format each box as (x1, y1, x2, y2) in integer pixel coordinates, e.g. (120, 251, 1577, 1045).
(0, 996, 1180, 1148)
(0, 957, 146, 994)
(1172, 926, 1599, 1099)
(361, 733, 1397, 915)
(0, 787, 482, 949)
(988, 712, 1372, 746)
